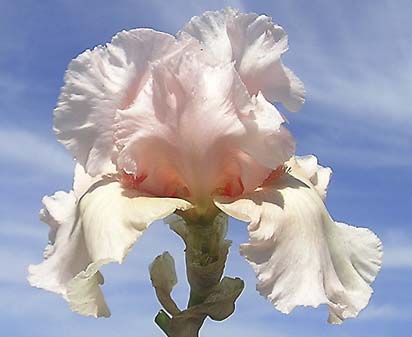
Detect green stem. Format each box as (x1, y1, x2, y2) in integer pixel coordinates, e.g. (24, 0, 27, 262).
(154, 310, 171, 336)
(182, 210, 230, 309)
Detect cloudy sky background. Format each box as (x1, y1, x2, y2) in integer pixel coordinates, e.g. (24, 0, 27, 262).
(1, 0, 411, 336)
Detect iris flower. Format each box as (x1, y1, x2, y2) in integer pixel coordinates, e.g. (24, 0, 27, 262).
(29, 8, 382, 326)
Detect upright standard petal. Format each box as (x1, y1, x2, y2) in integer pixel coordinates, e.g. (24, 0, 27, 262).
(115, 40, 294, 204)
(54, 29, 182, 176)
(215, 169, 382, 323)
(29, 174, 192, 317)
(182, 8, 305, 111)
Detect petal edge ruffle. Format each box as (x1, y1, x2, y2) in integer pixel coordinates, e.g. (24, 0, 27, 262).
(182, 8, 305, 112)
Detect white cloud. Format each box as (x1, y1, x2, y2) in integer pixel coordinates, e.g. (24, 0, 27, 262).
(382, 233, 412, 269)
(0, 221, 46, 241)
(0, 128, 74, 177)
(0, 248, 35, 284)
(360, 304, 412, 321)
(282, 1, 412, 126)
(384, 246, 412, 268)
(147, 0, 246, 31)
(203, 321, 290, 337)
(294, 129, 412, 169)
(269, 1, 412, 169)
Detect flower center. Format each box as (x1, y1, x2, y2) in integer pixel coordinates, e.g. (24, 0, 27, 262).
(262, 165, 288, 186)
(119, 171, 148, 190)
(214, 177, 245, 198)
(120, 170, 191, 198)
(120, 165, 288, 201)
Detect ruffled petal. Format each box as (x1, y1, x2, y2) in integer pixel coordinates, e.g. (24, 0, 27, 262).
(69, 179, 191, 317)
(29, 176, 192, 317)
(28, 164, 106, 304)
(115, 39, 294, 203)
(67, 259, 111, 317)
(287, 155, 332, 200)
(215, 171, 382, 323)
(28, 191, 89, 295)
(54, 29, 182, 176)
(182, 8, 305, 111)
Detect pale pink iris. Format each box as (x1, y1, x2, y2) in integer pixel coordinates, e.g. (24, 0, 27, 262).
(29, 8, 382, 323)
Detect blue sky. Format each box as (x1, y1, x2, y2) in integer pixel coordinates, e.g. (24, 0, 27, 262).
(1, 0, 411, 336)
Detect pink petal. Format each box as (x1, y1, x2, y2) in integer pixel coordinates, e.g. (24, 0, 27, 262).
(182, 8, 305, 112)
(54, 29, 183, 176)
(115, 40, 294, 204)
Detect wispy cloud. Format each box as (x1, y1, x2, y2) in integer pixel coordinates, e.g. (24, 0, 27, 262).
(0, 128, 73, 177)
(294, 127, 412, 169)
(0, 220, 45, 241)
(282, 1, 412, 126)
(360, 304, 412, 321)
(0, 248, 36, 284)
(384, 246, 412, 269)
(272, 1, 412, 169)
(382, 230, 412, 269)
(147, 0, 246, 31)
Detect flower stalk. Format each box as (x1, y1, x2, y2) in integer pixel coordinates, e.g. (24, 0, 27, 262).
(150, 209, 244, 337)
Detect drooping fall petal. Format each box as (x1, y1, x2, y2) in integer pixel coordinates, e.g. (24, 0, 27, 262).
(182, 8, 305, 111)
(28, 190, 89, 297)
(214, 163, 382, 323)
(29, 174, 191, 317)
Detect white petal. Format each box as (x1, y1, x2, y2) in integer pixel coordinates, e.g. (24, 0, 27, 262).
(67, 259, 111, 317)
(180, 8, 237, 64)
(78, 179, 192, 262)
(54, 29, 179, 176)
(28, 165, 108, 300)
(287, 155, 333, 200)
(215, 172, 382, 323)
(28, 191, 89, 295)
(182, 8, 305, 111)
(70, 179, 191, 317)
(73, 163, 102, 198)
(29, 178, 192, 317)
